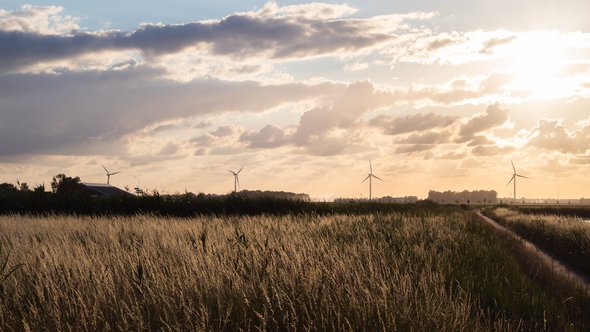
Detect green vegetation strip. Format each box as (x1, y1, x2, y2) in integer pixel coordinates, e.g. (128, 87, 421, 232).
(0, 212, 588, 331)
(484, 207, 590, 277)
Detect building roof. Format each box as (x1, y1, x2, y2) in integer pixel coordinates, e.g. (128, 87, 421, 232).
(80, 183, 131, 197)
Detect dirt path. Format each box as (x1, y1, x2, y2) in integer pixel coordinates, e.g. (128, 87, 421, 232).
(475, 210, 590, 293)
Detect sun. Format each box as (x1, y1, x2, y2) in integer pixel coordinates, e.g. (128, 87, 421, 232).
(507, 32, 568, 99)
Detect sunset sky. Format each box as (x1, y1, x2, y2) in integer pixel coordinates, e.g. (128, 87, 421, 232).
(1, 1, 590, 199)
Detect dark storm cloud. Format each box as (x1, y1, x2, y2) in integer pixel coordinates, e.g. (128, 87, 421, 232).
(0, 13, 392, 72)
(0, 68, 341, 158)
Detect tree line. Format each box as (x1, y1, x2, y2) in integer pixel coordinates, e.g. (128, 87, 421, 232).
(0, 174, 450, 217)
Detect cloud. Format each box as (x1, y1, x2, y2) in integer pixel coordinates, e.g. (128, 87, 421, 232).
(190, 135, 215, 146)
(255, 1, 358, 20)
(458, 103, 509, 141)
(394, 144, 434, 154)
(466, 135, 494, 146)
(479, 35, 517, 54)
(393, 128, 454, 155)
(538, 158, 573, 174)
(343, 61, 368, 72)
(400, 72, 515, 107)
(0, 68, 341, 158)
(294, 81, 391, 141)
(211, 125, 235, 137)
(148, 123, 181, 135)
(0, 5, 79, 35)
(471, 145, 514, 156)
(570, 155, 590, 165)
(396, 130, 452, 145)
(426, 37, 459, 52)
(158, 142, 180, 156)
(437, 151, 466, 160)
(373, 104, 514, 155)
(393, 30, 517, 65)
(369, 112, 457, 135)
(240, 125, 287, 148)
(527, 118, 590, 153)
(239, 81, 392, 155)
(0, 3, 411, 73)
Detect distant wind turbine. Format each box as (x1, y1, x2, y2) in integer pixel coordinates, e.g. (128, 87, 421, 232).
(362, 160, 383, 201)
(101, 164, 120, 184)
(228, 165, 243, 193)
(506, 160, 528, 203)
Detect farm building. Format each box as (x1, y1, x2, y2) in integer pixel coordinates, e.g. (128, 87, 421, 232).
(80, 183, 131, 198)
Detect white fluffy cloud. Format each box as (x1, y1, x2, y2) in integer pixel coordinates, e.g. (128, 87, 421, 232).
(0, 5, 79, 35)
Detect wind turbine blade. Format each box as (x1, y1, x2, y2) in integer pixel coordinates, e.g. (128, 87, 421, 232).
(101, 164, 109, 173)
(372, 175, 384, 181)
(227, 169, 235, 175)
(110, 171, 120, 176)
(369, 160, 372, 174)
(236, 175, 240, 188)
(361, 175, 370, 183)
(511, 160, 516, 173)
(507, 176, 514, 186)
(237, 165, 244, 174)
(516, 174, 528, 178)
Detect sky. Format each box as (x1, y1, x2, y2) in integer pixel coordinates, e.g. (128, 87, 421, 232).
(1, 1, 590, 200)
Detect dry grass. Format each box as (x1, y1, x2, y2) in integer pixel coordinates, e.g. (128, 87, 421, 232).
(0, 211, 588, 331)
(485, 207, 590, 276)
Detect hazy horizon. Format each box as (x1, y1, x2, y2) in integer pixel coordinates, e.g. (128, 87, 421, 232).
(2, 1, 590, 199)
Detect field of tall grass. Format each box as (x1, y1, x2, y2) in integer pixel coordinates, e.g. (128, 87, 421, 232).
(484, 207, 590, 276)
(0, 211, 588, 331)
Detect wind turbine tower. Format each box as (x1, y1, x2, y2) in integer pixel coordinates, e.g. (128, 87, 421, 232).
(101, 164, 120, 185)
(228, 166, 244, 193)
(362, 161, 383, 201)
(507, 160, 528, 203)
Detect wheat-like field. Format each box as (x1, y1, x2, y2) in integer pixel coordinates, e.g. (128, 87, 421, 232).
(485, 207, 590, 276)
(0, 211, 588, 331)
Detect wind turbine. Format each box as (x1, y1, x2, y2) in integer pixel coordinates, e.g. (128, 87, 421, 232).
(228, 165, 243, 193)
(506, 160, 528, 203)
(101, 164, 120, 185)
(362, 161, 383, 201)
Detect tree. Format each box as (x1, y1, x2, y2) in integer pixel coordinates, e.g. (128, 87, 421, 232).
(33, 184, 45, 193)
(51, 174, 82, 194)
(18, 182, 30, 191)
(50, 174, 93, 213)
(0, 183, 17, 193)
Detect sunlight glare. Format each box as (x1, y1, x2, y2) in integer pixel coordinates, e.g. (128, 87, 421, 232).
(508, 33, 568, 99)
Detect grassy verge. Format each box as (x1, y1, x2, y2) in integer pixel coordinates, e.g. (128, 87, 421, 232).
(483, 207, 590, 276)
(0, 211, 588, 330)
